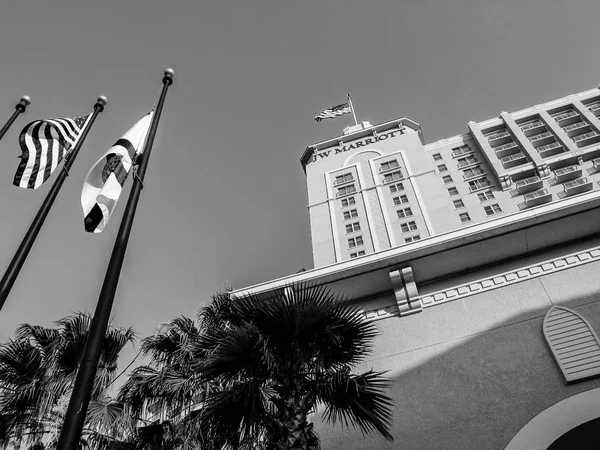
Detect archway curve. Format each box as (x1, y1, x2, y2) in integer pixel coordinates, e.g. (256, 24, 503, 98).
(504, 387, 600, 450)
(343, 149, 382, 167)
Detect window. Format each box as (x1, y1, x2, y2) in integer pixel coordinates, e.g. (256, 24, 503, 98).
(484, 203, 502, 216)
(459, 212, 471, 223)
(393, 195, 409, 205)
(457, 155, 478, 167)
(383, 170, 404, 183)
(345, 222, 361, 233)
(438, 164, 448, 173)
(350, 250, 366, 259)
(443, 175, 453, 184)
(405, 235, 421, 243)
(335, 173, 353, 185)
(337, 184, 356, 197)
(389, 182, 404, 193)
(380, 159, 400, 171)
(341, 197, 356, 207)
(396, 207, 413, 219)
(463, 167, 485, 178)
(348, 236, 364, 248)
(343, 209, 358, 220)
(400, 221, 418, 233)
(469, 178, 491, 191)
(453, 199, 465, 209)
(477, 190, 495, 202)
(448, 187, 459, 196)
(432, 153, 443, 161)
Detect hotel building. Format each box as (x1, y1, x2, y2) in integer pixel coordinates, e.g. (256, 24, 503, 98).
(230, 86, 600, 449)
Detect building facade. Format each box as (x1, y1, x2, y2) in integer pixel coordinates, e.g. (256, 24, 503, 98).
(231, 86, 600, 449)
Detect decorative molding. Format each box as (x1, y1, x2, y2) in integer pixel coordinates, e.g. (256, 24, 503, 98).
(362, 245, 600, 321)
(543, 306, 600, 383)
(389, 266, 422, 316)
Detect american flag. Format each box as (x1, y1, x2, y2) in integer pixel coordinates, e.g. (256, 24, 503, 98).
(14, 115, 90, 189)
(314, 102, 352, 122)
(81, 112, 153, 233)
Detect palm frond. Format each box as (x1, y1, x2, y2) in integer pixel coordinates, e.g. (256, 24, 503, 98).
(319, 369, 394, 441)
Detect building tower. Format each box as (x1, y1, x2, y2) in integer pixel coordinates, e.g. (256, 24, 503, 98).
(231, 87, 600, 449)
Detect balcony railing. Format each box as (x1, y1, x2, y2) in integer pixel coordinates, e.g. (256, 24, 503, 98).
(486, 130, 510, 142)
(501, 152, 528, 169)
(457, 158, 479, 168)
(530, 131, 553, 142)
(524, 189, 552, 207)
(451, 146, 474, 158)
(554, 165, 582, 183)
(564, 177, 593, 196)
(520, 120, 544, 132)
(463, 168, 486, 180)
(562, 121, 590, 133)
(553, 110, 579, 122)
(573, 131, 600, 143)
(468, 179, 492, 192)
(333, 176, 354, 187)
(379, 162, 400, 173)
(537, 142, 563, 158)
(515, 176, 543, 193)
(588, 103, 600, 112)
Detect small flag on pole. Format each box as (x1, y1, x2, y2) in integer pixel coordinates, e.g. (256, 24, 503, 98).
(14, 115, 90, 189)
(314, 101, 352, 122)
(81, 112, 153, 233)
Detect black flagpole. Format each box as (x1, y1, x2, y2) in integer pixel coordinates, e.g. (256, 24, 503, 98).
(56, 69, 174, 450)
(0, 96, 31, 141)
(0, 96, 107, 312)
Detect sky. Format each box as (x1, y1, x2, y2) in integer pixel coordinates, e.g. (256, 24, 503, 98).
(1, 0, 600, 381)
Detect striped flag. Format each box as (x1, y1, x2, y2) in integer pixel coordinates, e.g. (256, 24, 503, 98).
(314, 102, 351, 122)
(14, 115, 90, 189)
(81, 112, 153, 233)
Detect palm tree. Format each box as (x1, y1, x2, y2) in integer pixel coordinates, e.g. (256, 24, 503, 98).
(195, 283, 394, 450)
(118, 305, 233, 450)
(0, 313, 136, 449)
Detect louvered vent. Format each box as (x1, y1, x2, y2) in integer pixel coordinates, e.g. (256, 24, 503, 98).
(543, 306, 600, 383)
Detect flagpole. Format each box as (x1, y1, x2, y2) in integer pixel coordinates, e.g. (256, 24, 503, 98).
(0, 96, 106, 312)
(348, 93, 358, 126)
(56, 69, 174, 450)
(0, 96, 31, 141)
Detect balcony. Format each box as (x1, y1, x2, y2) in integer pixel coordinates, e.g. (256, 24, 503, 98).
(524, 189, 552, 207)
(562, 121, 591, 138)
(457, 158, 479, 169)
(493, 141, 520, 159)
(588, 103, 600, 114)
(563, 177, 593, 196)
(529, 131, 554, 145)
(336, 187, 357, 198)
(333, 176, 354, 187)
(520, 120, 544, 133)
(537, 142, 564, 158)
(463, 167, 486, 181)
(515, 176, 543, 194)
(451, 145, 474, 158)
(486, 130, 512, 145)
(379, 162, 400, 174)
(501, 152, 528, 169)
(553, 110, 580, 125)
(468, 178, 493, 192)
(572, 131, 600, 148)
(553, 165, 582, 183)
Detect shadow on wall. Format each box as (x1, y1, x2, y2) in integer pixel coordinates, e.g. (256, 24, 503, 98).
(313, 283, 600, 450)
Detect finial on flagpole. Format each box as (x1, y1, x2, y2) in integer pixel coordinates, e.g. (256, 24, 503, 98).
(163, 68, 175, 85)
(95, 96, 107, 111)
(17, 96, 31, 112)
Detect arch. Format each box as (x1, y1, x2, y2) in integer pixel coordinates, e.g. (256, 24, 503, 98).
(343, 149, 382, 166)
(504, 388, 600, 450)
(542, 306, 600, 382)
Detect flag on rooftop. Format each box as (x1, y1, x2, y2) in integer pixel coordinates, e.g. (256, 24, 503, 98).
(14, 115, 90, 189)
(314, 101, 351, 122)
(81, 112, 153, 233)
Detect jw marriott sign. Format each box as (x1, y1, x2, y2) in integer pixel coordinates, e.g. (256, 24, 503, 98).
(311, 128, 405, 161)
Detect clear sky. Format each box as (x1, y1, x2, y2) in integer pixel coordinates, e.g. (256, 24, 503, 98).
(0, 0, 599, 376)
